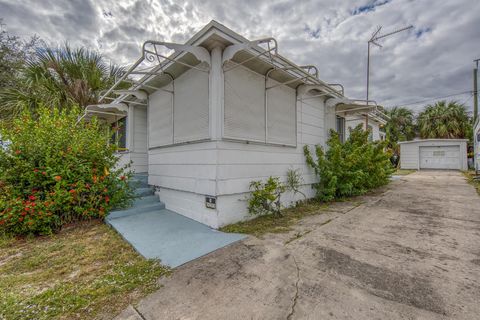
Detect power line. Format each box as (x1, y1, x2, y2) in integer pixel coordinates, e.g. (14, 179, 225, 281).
(394, 90, 473, 107)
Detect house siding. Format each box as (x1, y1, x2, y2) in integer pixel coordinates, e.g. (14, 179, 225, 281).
(214, 91, 327, 226)
(345, 116, 381, 141)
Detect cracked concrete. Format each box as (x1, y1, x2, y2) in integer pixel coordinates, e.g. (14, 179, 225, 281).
(114, 171, 480, 320)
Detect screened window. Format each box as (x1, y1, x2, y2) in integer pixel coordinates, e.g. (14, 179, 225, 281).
(148, 68, 209, 148)
(367, 125, 373, 141)
(266, 79, 296, 145)
(224, 63, 266, 142)
(336, 116, 345, 142)
(111, 117, 127, 150)
(224, 64, 297, 146)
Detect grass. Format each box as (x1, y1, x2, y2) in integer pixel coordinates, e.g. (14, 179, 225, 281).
(463, 170, 480, 196)
(220, 201, 329, 237)
(394, 169, 416, 175)
(0, 220, 170, 320)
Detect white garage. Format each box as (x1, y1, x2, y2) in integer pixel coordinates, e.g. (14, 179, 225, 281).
(399, 139, 468, 170)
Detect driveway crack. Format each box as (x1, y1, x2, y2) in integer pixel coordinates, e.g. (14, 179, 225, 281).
(287, 255, 300, 320)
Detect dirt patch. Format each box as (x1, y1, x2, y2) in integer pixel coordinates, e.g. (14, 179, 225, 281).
(317, 247, 446, 315)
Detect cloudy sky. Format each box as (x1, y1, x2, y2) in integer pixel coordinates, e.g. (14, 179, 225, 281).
(1, 0, 479, 113)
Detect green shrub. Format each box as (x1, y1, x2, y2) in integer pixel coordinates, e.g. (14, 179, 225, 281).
(248, 177, 286, 216)
(304, 125, 394, 201)
(285, 168, 307, 201)
(0, 107, 133, 235)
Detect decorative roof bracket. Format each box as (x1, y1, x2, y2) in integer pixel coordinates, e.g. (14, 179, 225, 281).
(222, 37, 278, 71)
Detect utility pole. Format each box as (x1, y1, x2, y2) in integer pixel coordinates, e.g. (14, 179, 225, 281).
(474, 59, 479, 123)
(366, 25, 413, 128)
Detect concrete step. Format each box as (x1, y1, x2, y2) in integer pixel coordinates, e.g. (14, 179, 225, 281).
(135, 187, 154, 197)
(107, 202, 166, 221)
(133, 195, 160, 207)
(129, 174, 149, 189)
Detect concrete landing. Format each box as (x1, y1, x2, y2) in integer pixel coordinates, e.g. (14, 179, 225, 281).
(107, 209, 245, 268)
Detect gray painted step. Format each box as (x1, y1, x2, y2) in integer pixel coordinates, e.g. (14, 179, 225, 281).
(135, 187, 154, 197)
(133, 195, 160, 207)
(107, 202, 166, 221)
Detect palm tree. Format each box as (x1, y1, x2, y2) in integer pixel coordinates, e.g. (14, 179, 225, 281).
(0, 44, 125, 119)
(384, 106, 416, 165)
(417, 100, 471, 139)
(385, 106, 416, 143)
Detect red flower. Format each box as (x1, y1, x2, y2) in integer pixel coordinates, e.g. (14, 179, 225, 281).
(15, 150, 21, 155)
(69, 189, 76, 194)
(34, 169, 39, 173)
(105, 196, 110, 203)
(0, 220, 4, 225)
(54, 175, 62, 182)
(42, 171, 46, 175)
(120, 175, 126, 181)
(29, 195, 36, 201)
(18, 217, 23, 222)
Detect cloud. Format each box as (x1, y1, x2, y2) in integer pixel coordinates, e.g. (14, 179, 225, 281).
(0, 0, 479, 113)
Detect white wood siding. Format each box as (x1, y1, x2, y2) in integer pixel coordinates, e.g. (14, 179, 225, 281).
(148, 141, 218, 195)
(215, 91, 327, 226)
(345, 116, 381, 141)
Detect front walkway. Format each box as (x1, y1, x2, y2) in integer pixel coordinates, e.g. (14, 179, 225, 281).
(117, 171, 480, 319)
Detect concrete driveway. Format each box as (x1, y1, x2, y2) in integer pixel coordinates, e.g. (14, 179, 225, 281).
(117, 171, 480, 320)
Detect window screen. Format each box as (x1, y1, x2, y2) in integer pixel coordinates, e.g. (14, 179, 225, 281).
(111, 117, 127, 149)
(149, 87, 173, 147)
(224, 63, 266, 142)
(173, 69, 209, 143)
(266, 79, 296, 145)
(336, 116, 345, 142)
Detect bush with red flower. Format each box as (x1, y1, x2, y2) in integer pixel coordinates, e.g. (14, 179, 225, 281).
(0, 107, 134, 235)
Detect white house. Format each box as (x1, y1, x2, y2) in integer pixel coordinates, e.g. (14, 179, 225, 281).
(83, 21, 388, 228)
(344, 112, 386, 142)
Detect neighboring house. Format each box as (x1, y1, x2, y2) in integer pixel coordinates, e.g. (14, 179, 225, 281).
(343, 111, 387, 142)
(399, 139, 468, 170)
(82, 21, 387, 228)
(474, 118, 480, 173)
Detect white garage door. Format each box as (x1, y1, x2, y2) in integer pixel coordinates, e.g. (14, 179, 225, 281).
(419, 145, 460, 170)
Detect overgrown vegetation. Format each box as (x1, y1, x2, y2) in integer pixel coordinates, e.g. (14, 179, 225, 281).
(0, 107, 133, 235)
(0, 221, 169, 320)
(464, 171, 480, 196)
(248, 177, 286, 216)
(285, 168, 307, 200)
(247, 168, 308, 217)
(221, 201, 329, 237)
(304, 125, 394, 201)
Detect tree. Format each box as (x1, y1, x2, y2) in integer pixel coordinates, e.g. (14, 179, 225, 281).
(385, 106, 416, 142)
(0, 20, 39, 119)
(0, 42, 126, 120)
(417, 100, 471, 139)
(384, 106, 416, 163)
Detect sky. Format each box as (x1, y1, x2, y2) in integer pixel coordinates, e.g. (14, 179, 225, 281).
(0, 0, 479, 114)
